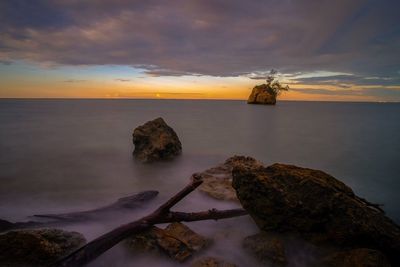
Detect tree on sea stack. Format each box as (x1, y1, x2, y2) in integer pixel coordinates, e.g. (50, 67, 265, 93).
(247, 69, 289, 105)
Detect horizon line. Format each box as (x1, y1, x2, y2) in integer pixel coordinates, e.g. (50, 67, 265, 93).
(0, 97, 398, 104)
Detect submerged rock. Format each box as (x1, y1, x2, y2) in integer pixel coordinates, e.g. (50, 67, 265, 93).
(194, 156, 262, 201)
(243, 232, 287, 266)
(191, 256, 237, 267)
(318, 248, 391, 267)
(247, 84, 276, 105)
(232, 162, 400, 265)
(132, 117, 182, 162)
(126, 222, 210, 262)
(0, 228, 86, 267)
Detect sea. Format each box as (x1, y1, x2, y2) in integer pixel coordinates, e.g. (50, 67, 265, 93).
(0, 99, 399, 266)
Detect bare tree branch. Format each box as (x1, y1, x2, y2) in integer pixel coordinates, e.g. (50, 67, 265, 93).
(51, 175, 247, 267)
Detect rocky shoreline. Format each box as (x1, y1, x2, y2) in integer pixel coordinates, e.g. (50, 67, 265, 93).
(1, 156, 398, 266)
(0, 118, 398, 267)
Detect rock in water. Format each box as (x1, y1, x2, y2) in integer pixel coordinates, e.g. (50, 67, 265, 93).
(232, 163, 400, 265)
(243, 232, 287, 266)
(132, 117, 182, 162)
(194, 156, 262, 201)
(126, 222, 210, 262)
(191, 257, 237, 267)
(0, 228, 86, 267)
(247, 85, 276, 105)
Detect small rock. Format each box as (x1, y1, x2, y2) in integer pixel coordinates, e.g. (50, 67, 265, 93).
(191, 256, 237, 267)
(318, 248, 391, 267)
(243, 232, 287, 266)
(132, 117, 182, 162)
(126, 222, 210, 262)
(194, 156, 262, 201)
(0, 228, 86, 267)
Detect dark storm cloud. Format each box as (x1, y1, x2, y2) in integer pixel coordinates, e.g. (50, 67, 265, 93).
(0, 0, 399, 82)
(0, 0, 70, 30)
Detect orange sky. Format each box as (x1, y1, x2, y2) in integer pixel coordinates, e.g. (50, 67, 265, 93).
(0, 62, 398, 102)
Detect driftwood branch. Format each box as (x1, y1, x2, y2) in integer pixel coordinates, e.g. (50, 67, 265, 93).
(51, 175, 248, 267)
(34, 190, 159, 222)
(0, 191, 159, 233)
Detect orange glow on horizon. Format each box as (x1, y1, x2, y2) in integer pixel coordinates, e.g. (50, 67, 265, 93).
(0, 72, 398, 102)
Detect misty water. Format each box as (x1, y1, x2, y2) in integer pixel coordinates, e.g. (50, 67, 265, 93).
(0, 99, 399, 266)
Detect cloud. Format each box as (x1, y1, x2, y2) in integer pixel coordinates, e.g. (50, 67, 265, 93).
(289, 74, 400, 87)
(0, 0, 399, 82)
(292, 87, 400, 99)
(114, 78, 131, 82)
(144, 69, 201, 77)
(0, 60, 12, 65)
(292, 88, 362, 96)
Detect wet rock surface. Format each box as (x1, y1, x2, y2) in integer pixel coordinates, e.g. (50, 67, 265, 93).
(318, 248, 391, 267)
(191, 256, 237, 267)
(243, 232, 287, 266)
(232, 162, 400, 265)
(126, 222, 210, 262)
(194, 156, 262, 201)
(132, 117, 182, 162)
(247, 85, 276, 105)
(0, 228, 86, 267)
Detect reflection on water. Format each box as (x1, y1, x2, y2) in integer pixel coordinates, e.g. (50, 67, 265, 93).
(0, 99, 399, 266)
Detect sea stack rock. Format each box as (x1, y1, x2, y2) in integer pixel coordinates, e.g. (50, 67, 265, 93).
(132, 117, 182, 162)
(247, 84, 276, 105)
(232, 163, 400, 265)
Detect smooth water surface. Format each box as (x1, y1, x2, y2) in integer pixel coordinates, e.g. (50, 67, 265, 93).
(0, 99, 399, 266)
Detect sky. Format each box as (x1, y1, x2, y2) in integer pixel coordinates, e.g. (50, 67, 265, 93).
(0, 0, 399, 101)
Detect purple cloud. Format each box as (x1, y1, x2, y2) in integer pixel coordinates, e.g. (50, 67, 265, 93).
(0, 0, 399, 82)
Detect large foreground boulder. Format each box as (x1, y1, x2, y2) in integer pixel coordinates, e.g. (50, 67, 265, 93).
(194, 156, 262, 201)
(247, 85, 276, 105)
(0, 228, 86, 267)
(132, 117, 182, 162)
(232, 163, 400, 265)
(126, 222, 210, 262)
